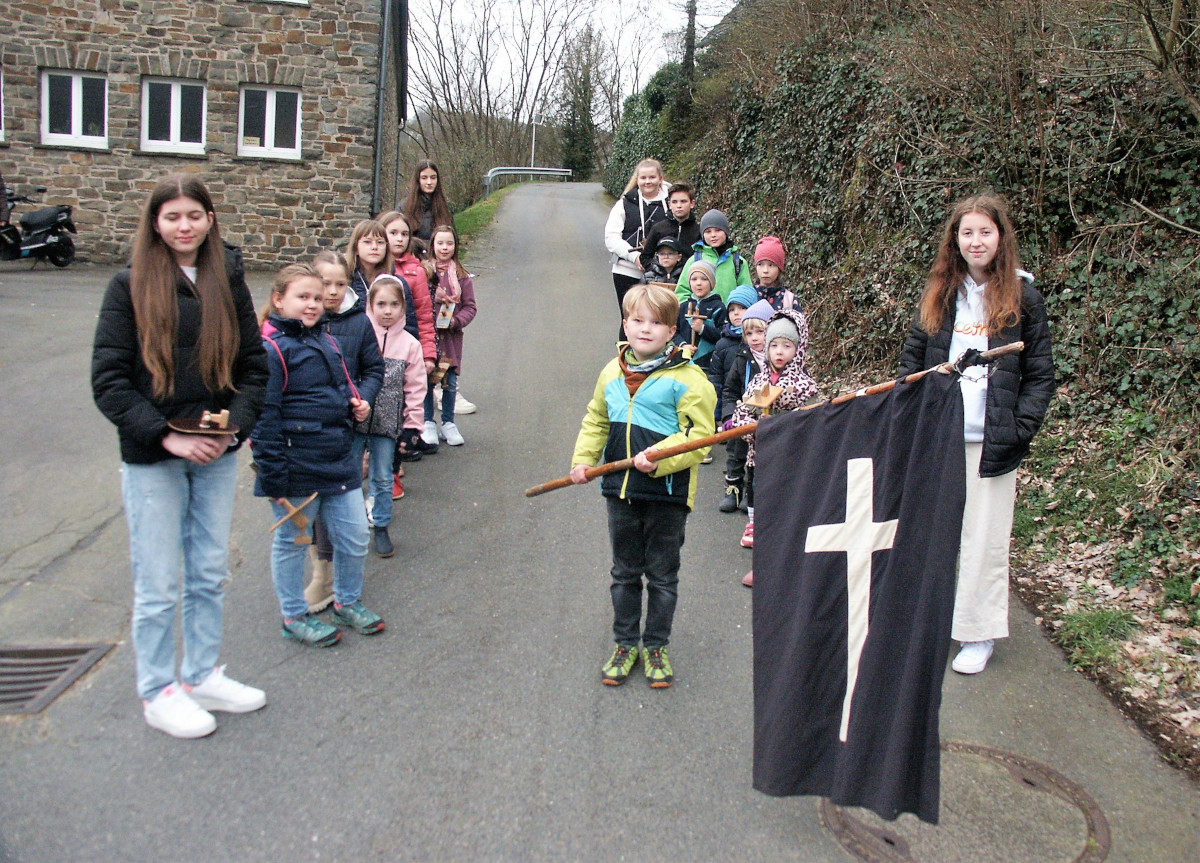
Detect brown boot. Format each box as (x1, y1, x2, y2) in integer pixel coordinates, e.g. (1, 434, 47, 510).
(304, 547, 334, 612)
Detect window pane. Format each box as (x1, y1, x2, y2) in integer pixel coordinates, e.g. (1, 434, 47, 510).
(179, 84, 203, 144)
(273, 91, 298, 150)
(48, 74, 72, 135)
(242, 89, 266, 147)
(81, 76, 105, 137)
(147, 82, 171, 141)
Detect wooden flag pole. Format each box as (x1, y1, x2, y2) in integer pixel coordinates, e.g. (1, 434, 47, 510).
(523, 342, 1023, 498)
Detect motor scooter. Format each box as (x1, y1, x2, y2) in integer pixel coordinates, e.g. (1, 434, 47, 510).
(0, 186, 77, 267)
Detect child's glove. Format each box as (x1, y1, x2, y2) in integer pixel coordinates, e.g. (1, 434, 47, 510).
(399, 428, 421, 452)
(722, 418, 736, 432)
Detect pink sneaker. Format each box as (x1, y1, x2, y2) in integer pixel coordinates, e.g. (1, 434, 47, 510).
(742, 570, 754, 588)
(740, 520, 755, 549)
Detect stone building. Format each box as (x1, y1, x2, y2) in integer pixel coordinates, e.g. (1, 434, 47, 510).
(0, 0, 406, 265)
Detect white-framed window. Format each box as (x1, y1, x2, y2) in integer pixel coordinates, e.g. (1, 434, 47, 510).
(238, 86, 301, 160)
(41, 70, 107, 148)
(141, 78, 206, 155)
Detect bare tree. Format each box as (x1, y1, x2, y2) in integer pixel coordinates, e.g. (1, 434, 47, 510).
(407, 0, 598, 165)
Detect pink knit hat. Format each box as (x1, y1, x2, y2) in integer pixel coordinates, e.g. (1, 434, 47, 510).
(754, 236, 786, 270)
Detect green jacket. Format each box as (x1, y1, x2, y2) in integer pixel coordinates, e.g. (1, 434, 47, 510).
(675, 242, 752, 304)
(572, 346, 717, 510)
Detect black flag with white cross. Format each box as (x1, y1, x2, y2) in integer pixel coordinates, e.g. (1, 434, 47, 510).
(752, 369, 966, 824)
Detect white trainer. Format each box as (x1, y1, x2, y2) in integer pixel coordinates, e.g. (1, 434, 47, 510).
(143, 683, 217, 739)
(455, 392, 477, 414)
(951, 639, 994, 674)
(421, 420, 440, 446)
(186, 665, 266, 713)
(441, 422, 465, 446)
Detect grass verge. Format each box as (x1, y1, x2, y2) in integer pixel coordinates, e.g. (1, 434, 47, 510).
(453, 184, 521, 248)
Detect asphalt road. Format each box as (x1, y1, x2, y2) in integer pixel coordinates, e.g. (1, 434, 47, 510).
(0, 183, 1197, 862)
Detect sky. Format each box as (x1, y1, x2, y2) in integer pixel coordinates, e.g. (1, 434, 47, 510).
(601, 0, 738, 85)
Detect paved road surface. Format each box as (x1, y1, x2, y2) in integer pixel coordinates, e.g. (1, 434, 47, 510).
(0, 183, 1196, 862)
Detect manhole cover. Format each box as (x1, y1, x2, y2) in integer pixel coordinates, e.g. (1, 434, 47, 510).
(820, 741, 1110, 863)
(0, 644, 114, 714)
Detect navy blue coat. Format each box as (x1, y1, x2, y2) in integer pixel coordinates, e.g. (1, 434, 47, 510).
(324, 306, 384, 407)
(721, 345, 762, 422)
(707, 324, 743, 412)
(252, 315, 360, 499)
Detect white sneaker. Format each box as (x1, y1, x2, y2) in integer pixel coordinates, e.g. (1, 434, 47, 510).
(455, 392, 477, 414)
(441, 422, 465, 446)
(951, 639, 994, 674)
(421, 420, 440, 446)
(186, 665, 266, 713)
(143, 683, 217, 738)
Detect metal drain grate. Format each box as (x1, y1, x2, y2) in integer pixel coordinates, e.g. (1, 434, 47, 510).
(0, 644, 114, 714)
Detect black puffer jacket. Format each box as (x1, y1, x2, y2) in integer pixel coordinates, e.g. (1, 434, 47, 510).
(898, 277, 1055, 477)
(92, 247, 268, 464)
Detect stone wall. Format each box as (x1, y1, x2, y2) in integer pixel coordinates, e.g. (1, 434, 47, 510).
(0, 0, 397, 266)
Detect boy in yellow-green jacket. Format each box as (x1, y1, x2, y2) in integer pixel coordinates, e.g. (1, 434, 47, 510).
(571, 283, 717, 690)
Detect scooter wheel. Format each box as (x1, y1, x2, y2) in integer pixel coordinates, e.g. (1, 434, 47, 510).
(47, 235, 75, 268)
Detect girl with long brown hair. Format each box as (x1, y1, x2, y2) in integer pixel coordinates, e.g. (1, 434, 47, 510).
(399, 159, 453, 247)
(92, 174, 268, 738)
(898, 193, 1056, 675)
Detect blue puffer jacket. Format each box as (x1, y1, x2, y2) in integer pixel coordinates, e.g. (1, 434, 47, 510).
(324, 304, 384, 408)
(252, 314, 360, 499)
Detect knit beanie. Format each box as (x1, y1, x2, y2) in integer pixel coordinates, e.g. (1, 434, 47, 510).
(754, 236, 786, 270)
(726, 285, 759, 311)
(765, 315, 801, 348)
(688, 259, 718, 290)
(698, 209, 731, 239)
(740, 299, 775, 325)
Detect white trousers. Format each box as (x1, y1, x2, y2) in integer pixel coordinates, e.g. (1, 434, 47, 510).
(953, 442, 1018, 643)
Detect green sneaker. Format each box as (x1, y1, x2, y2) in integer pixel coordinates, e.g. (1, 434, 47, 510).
(644, 646, 674, 688)
(331, 600, 385, 635)
(601, 644, 639, 686)
(282, 614, 342, 647)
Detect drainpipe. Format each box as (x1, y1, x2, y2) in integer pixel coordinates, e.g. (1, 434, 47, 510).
(371, 0, 394, 217)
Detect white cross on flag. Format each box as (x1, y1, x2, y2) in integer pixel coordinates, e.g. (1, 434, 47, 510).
(751, 370, 966, 824)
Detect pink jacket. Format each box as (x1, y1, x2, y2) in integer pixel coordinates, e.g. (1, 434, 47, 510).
(395, 253, 436, 364)
(361, 306, 428, 435)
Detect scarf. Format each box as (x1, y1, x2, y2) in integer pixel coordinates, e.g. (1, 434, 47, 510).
(750, 346, 766, 370)
(618, 344, 678, 397)
(434, 262, 461, 304)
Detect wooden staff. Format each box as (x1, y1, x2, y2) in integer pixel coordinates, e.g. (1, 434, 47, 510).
(524, 342, 1023, 498)
(684, 300, 706, 349)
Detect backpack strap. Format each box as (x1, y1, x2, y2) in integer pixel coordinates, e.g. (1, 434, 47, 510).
(264, 334, 288, 392)
(323, 332, 362, 402)
(696, 248, 744, 279)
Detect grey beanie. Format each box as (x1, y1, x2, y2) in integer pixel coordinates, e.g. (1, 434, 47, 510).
(765, 316, 801, 348)
(699, 209, 731, 238)
(688, 259, 718, 290)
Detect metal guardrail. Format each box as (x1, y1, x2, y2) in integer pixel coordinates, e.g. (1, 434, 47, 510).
(483, 166, 572, 197)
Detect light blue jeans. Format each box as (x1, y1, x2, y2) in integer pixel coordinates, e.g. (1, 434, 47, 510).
(423, 370, 457, 425)
(269, 489, 368, 620)
(121, 451, 238, 701)
(353, 432, 397, 528)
